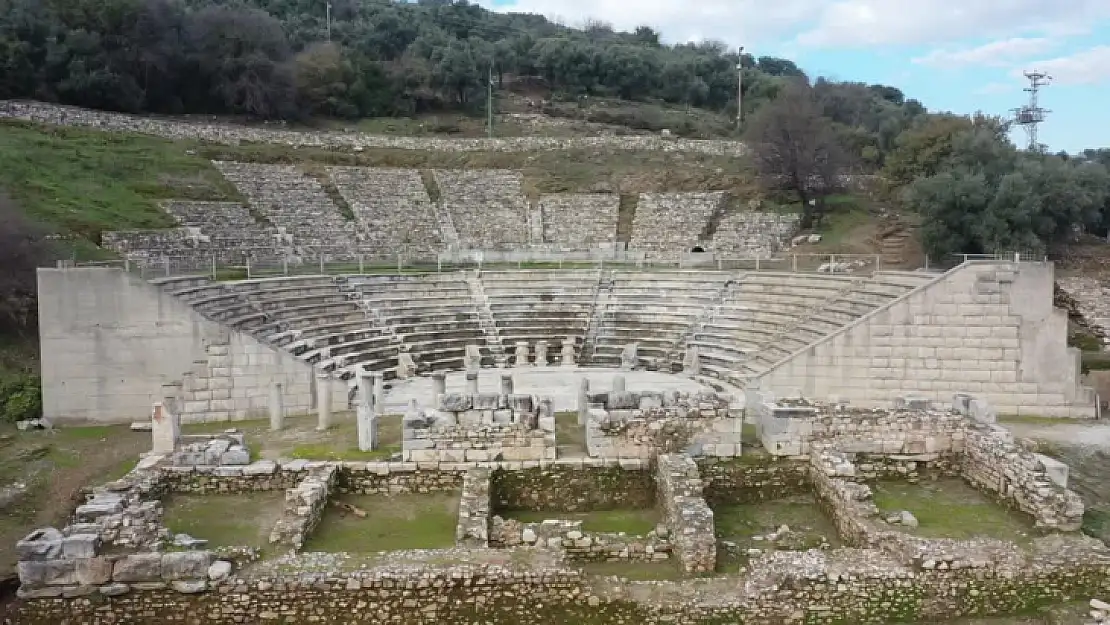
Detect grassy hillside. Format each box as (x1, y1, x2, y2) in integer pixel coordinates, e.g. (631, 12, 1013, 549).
(0, 122, 238, 257)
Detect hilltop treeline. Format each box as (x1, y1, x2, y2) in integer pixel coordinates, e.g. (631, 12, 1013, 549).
(0, 0, 922, 146)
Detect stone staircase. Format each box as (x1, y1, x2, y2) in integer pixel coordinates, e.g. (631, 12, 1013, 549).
(876, 219, 916, 268)
(580, 270, 614, 364)
(664, 277, 738, 370)
(467, 271, 507, 366)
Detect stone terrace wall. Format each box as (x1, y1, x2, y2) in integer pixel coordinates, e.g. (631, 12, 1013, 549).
(1059, 276, 1110, 344)
(327, 166, 443, 255)
(696, 457, 811, 505)
(709, 210, 799, 258)
(654, 454, 715, 574)
(630, 192, 725, 255)
(1, 100, 747, 156)
(434, 169, 530, 249)
(540, 193, 619, 247)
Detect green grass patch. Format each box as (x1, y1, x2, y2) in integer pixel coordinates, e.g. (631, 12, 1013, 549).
(997, 414, 1077, 425)
(503, 509, 659, 535)
(304, 493, 458, 553)
(712, 494, 841, 572)
(1082, 351, 1110, 373)
(871, 479, 1035, 544)
(555, 412, 586, 456)
(813, 206, 871, 249)
(289, 443, 396, 461)
(0, 121, 237, 253)
(163, 492, 285, 550)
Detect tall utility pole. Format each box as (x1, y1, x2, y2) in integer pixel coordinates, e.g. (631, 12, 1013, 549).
(1011, 70, 1051, 151)
(487, 64, 494, 138)
(736, 46, 744, 131)
(326, 2, 332, 41)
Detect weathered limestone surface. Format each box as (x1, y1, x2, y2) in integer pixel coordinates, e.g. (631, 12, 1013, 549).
(490, 516, 672, 562)
(1058, 276, 1110, 345)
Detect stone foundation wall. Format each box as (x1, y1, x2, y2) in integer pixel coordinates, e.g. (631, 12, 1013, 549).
(654, 454, 715, 574)
(490, 461, 653, 513)
(585, 392, 740, 459)
(963, 426, 1085, 530)
(490, 516, 672, 562)
(404, 393, 557, 462)
(696, 456, 811, 505)
(268, 465, 338, 551)
(456, 469, 492, 548)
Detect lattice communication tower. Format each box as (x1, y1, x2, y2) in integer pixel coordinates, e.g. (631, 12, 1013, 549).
(1011, 71, 1051, 151)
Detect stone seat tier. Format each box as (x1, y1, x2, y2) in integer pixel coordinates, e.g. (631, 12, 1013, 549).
(386, 312, 481, 326)
(320, 352, 398, 376)
(249, 294, 353, 313)
(252, 302, 363, 326)
(488, 305, 593, 316)
(493, 315, 590, 327)
(283, 319, 377, 342)
(256, 309, 367, 338)
(318, 334, 393, 359)
(870, 271, 935, 288)
(364, 295, 474, 308)
(171, 283, 233, 301)
(153, 276, 213, 292)
(375, 304, 479, 318)
(355, 282, 470, 294)
(237, 285, 346, 302)
(391, 320, 484, 334)
(232, 275, 341, 290)
(397, 332, 485, 348)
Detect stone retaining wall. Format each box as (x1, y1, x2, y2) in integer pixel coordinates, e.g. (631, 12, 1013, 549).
(653, 454, 715, 574)
(696, 456, 811, 505)
(0, 100, 747, 156)
(404, 392, 557, 462)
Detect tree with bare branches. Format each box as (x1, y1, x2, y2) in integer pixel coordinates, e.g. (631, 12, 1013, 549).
(744, 80, 851, 230)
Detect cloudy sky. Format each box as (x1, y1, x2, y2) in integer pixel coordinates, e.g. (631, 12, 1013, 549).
(481, 0, 1110, 153)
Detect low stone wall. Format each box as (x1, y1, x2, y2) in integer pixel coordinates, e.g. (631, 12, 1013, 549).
(696, 456, 811, 505)
(490, 461, 653, 513)
(490, 517, 671, 562)
(654, 454, 715, 574)
(268, 464, 338, 551)
(404, 393, 557, 462)
(456, 469, 492, 548)
(585, 391, 739, 459)
(963, 425, 1085, 530)
(755, 396, 967, 457)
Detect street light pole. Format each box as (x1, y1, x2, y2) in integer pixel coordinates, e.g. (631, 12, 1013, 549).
(736, 46, 744, 131)
(326, 2, 332, 41)
(487, 63, 494, 139)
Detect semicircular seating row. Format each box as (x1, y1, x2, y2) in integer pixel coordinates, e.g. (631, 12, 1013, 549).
(151, 269, 935, 386)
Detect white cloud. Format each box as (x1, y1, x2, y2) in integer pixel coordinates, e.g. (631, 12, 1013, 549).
(480, 0, 1110, 56)
(1017, 46, 1110, 86)
(912, 38, 1055, 68)
(795, 0, 1110, 47)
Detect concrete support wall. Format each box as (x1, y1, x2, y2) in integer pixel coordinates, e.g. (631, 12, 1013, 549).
(756, 262, 1095, 417)
(38, 267, 343, 424)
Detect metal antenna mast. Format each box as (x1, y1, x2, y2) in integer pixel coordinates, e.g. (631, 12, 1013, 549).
(736, 46, 745, 131)
(326, 2, 332, 41)
(1011, 70, 1051, 151)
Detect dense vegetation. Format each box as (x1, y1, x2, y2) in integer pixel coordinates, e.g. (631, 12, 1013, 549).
(0, 0, 924, 154)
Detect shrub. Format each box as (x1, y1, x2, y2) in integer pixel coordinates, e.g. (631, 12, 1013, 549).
(0, 371, 42, 423)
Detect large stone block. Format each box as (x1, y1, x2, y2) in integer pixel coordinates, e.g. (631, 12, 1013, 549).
(16, 528, 64, 561)
(62, 534, 99, 559)
(18, 560, 78, 587)
(76, 557, 114, 586)
(112, 553, 163, 583)
(161, 552, 213, 581)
